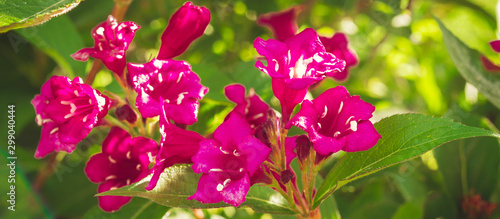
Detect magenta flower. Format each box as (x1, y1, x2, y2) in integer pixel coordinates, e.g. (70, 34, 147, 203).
(224, 84, 270, 129)
(188, 113, 271, 207)
(128, 58, 208, 124)
(288, 86, 381, 155)
(319, 33, 359, 82)
(257, 6, 302, 42)
(157, 2, 211, 60)
(84, 126, 158, 212)
(254, 28, 346, 121)
(71, 15, 140, 75)
(31, 76, 110, 158)
(146, 109, 205, 190)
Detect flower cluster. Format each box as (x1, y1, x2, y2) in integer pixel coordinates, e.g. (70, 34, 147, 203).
(31, 1, 381, 214)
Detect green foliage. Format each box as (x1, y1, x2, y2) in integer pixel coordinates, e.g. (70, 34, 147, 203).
(438, 18, 500, 110)
(0, 0, 82, 33)
(314, 113, 500, 208)
(98, 165, 295, 215)
(16, 15, 85, 77)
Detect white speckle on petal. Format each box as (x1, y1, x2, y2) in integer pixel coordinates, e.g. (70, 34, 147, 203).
(95, 27, 105, 36)
(350, 120, 358, 132)
(220, 147, 230, 154)
(108, 156, 117, 164)
(216, 184, 224, 191)
(338, 101, 343, 114)
(105, 175, 117, 181)
(176, 92, 188, 105)
(50, 127, 59, 135)
(321, 105, 328, 119)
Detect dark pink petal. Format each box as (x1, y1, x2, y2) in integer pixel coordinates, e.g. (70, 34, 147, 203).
(128, 59, 208, 124)
(220, 174, 250, 207)
(343, 121, 381, 152)
(289, 86, 380, 155)
(320, 33, 358, 82)
(34, 122, 66, 158)
(189, 113, 270, 206)
(214, 111, 252, 148)
(224, 84, 270, 129)
(32, 76, 110, 158)
(97, 180, 132, 212)
(239, 135, 271, 175)
(157, 2, 211, 59)
(284, 136, 298, 166)
(254, 28, 345, 121)
(225, 84, 246, 105)
(147, 110, 204, 190)
(72, 15, 140, 76)
(84, 126, 158, 211)
(85, 153, 114, 183)
(257, 6, 302, 42)
(101, 126, 132, 158)
(188, 172, 224, 204)
(490, 40, 500, 53)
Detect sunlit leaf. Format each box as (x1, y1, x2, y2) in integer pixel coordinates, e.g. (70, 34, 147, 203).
(437, 18, 500, 110)
(16, 15, 85, 77)
(0, 0, 82, 33)
(313, 113, 500, 208)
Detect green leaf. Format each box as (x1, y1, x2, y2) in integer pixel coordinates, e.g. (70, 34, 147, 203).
(437, 18, 500, 110)
(313, 113, 500, 208)
(15, 15, 85, 77)
(434, 105, 500, 203)
(0, 0, 82, 33)
(98, 164, 295, 215)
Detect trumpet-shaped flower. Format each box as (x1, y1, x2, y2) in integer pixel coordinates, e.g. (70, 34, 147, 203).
(257, 6, 302, 42)
(319, 33, 359, 81)
(254, 28, 345, 121)
(71, 15, 140, 75)
(288, 86, 381, 155)
(189, 113, 271, 207)
(84, 127, 158, 212)
(31, 76, 110, 158)
(157, 2, 211, 60)
(224, 84, 270, 129)
(146, 106, 205, 190)
(128, 58, 208, 124)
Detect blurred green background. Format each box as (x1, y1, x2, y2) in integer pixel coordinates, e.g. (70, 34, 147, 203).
(1, 0, 500, 218)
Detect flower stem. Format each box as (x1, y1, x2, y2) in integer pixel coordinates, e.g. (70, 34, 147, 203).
(84, 0, 132, 85)
(84, 60, 103, 85)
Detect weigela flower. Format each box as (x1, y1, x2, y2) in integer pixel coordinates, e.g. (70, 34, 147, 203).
(157, 2, 211, 60)
(189, 113, 271, 207)
(288, 86, 381, 155)
(254, 28, 346, 120)
(84, 126, 158, 212)
(146, 107, 205, 190)
(71, 15, 140, 75)
(224, 84, 270, 129)
(319, 33, 359, 82)
(128, 58, 208, 124)
(257, 6, 302, 42)
(31, 76, 110, 158)
(257, 6, 358, 82)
